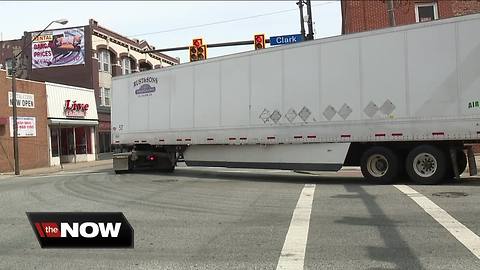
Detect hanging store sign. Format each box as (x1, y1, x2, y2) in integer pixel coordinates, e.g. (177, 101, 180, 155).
(9, 116, 36, 137)
(8, 92, 35, 108)
(64, 100, 89, 117)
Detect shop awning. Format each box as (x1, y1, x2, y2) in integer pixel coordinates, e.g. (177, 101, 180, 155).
(48, 118, 99, 126)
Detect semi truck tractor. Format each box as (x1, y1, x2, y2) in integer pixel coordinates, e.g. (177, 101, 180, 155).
(111, 13, 480, 185)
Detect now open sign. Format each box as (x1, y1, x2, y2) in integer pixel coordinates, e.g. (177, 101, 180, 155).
(8, 91, 35, 108)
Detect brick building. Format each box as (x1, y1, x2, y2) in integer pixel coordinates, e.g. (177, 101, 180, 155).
(341, 0, 480, 34)
(0, 19, 179, 155)
(0, 69, 49, 172)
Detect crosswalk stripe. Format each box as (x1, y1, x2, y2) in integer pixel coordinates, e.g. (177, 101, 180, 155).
(394, 185, 480, 260)
(276, 184, 316, 270)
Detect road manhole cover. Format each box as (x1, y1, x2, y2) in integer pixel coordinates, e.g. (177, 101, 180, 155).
(152, 179, 178, 183)
(432, 192, 468, 198)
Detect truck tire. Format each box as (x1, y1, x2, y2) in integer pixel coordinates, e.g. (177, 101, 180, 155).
(360, 146, 399, 184)
(406, 145, 447, 185)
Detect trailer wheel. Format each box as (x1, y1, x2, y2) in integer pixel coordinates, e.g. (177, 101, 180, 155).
(406, 145, 447, 185)
(360, 146, 399, 184)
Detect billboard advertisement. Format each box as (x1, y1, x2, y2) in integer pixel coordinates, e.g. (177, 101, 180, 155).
(31, 27, 85, 69)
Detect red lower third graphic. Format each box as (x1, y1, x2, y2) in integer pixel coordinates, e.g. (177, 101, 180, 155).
(35, 222, 60, 238)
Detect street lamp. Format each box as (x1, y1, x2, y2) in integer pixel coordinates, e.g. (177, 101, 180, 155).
(11, 19, 68, 175)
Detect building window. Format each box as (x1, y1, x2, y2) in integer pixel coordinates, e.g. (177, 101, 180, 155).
(5, 59, 13, 76)
(100, 87, 111, 107)
(99, 132, 111, 153)
(415, 2, 438, 23)
(75, 127, 92, 154)
(104, 88, 111, 106)
(139, 62, 152, 72)
(98, 49, 111, 73)
(50, 128, 59, 157)
(121, 58, 131, 75)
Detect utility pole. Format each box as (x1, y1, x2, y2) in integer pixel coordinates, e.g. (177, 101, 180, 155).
(297, 0, 306, 40)
(306, 0, 314, 40)
(11, 59, 19, 175)
(10, 19, 68, 175)
(387, 0, 396, 27)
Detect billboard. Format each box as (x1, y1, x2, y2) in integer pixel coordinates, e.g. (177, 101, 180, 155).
(31, 27, 85, 69)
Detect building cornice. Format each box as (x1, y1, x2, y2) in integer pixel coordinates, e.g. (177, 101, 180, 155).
(89, 19, 179, 65)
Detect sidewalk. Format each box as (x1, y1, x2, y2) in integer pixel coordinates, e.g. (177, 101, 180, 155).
(0, 159, 112, 178)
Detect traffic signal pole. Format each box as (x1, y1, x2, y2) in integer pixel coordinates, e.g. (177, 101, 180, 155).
(144, 39, 271, 54)
(297, 1, 306, 40)
(306, 0, 314, 40)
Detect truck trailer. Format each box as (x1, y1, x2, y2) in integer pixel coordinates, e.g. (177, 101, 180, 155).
(111, 13, 480, 185)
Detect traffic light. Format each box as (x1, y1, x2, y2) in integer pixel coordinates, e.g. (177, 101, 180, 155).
(254, 34, 265, 50)
(192, 38, 203, 48)
(190, 38, 207, 62)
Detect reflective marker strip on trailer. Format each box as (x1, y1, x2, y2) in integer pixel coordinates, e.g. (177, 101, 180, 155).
(340, 134, 351, 138)
(207, 138, 214, 141)
(432, 132, 445, 136)
(307, 135, 316, 139)
(392, 133, 403, 137)
(240, 137, 247, 140)
(375, 133, 386, 137)
(294, 136, 303, 139)
(185, 138, 191, 142)
(229, 137, 236, 141)
(267, 136, 276, 140)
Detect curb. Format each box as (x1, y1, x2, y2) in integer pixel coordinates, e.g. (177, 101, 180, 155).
(0, 159, 112, 177)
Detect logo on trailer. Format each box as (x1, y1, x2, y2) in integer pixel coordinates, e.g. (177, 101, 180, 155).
(468, 100, 479, 109)
(134, 76, 158, 97)
(26, 212, 134, 248)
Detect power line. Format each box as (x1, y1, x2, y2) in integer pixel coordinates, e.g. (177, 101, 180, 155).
(128, 2, 335, 38)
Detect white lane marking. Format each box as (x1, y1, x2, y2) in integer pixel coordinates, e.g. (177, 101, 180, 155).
(276, 184, 316, 270)
(394, 185, 480, 260)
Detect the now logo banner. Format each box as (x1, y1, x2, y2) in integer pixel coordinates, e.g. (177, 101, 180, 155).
(26, 212, 134, 248)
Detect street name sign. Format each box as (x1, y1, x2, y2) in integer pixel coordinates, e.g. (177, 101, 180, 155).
(269, 34, 304, 46)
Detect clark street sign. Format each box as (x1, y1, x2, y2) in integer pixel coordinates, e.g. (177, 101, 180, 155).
(269, 34, 304, 46)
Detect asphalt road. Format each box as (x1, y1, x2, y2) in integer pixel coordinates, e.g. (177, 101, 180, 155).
(0, 164, 479, 269)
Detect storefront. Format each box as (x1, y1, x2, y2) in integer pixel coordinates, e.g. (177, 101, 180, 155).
(45, 83, 98, 165)
(0, 70, 49, 173)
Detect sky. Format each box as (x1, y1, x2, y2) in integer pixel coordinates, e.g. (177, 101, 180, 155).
(0, 1, 341, 62)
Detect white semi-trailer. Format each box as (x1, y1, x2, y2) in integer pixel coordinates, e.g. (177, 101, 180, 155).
(111, 14, 480, 185)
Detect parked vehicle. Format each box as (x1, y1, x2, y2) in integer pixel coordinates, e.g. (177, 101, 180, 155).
(111, 13, 480, 184)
